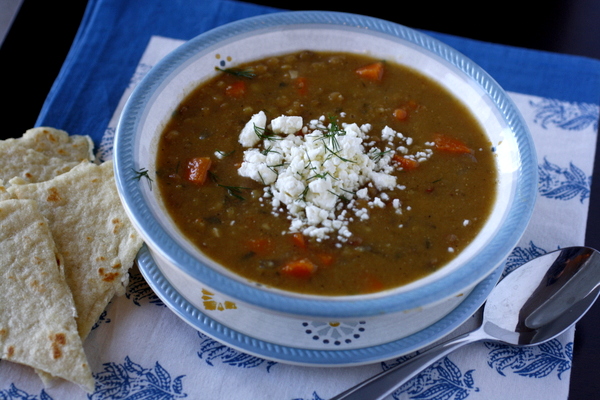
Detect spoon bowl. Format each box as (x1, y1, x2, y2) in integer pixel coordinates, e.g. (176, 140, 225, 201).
(332, 246, 600, 400)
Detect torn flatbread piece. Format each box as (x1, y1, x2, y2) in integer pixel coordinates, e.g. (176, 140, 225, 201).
(0, 127, 94, 184)
(15, 127, 94, 161)
(0, 199, 94, 391)
(7, 160, 143, 340)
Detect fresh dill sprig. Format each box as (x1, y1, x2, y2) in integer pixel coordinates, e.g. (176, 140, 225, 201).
(306, 171, 335, 182)
(218, 184, 249, 200)
(323, 144, 355, 163)
(328, 189, 351, 203)
(209, 171, 248, 200)
(327, 114, 345, 135)
(299, 185, 310, 202)
(369, 149, 392, 163)
(215, 67, 256, 78)
(132, 168, 153, 190)
(254, 124, 282, 141)
(261, 145, 280, 156)
(314, 115, 355, 163)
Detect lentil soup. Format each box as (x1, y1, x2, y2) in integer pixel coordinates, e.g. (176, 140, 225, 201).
(155, 51, 497, 296)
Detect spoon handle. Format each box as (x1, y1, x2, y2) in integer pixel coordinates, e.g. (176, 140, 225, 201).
(330, 328, 487, 400)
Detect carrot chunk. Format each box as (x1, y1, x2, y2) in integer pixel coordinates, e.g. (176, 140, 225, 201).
(281, 258, 317, 279)
(355, 62, 384, 82)
(225, 80, 247, 98)
(433, 133, 472, 154)
(393, 101, 419, 121)
(185, 157, 212, 184)
(393, 154, 419, 170)
(291, 232, 307, 250)
(315, 252, 335, 267)
(295, 76, 308, 96)
(392, 108, 408, 121)
(245, 238, 274, 256)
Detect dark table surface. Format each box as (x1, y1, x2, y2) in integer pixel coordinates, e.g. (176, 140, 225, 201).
(1, 1, 599, 398)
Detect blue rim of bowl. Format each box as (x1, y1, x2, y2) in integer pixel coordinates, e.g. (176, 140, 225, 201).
(114, 11, 537, 319)
(137, 243, 504, 366)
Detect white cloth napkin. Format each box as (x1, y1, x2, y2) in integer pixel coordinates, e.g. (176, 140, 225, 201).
(1, 34, 598, 400)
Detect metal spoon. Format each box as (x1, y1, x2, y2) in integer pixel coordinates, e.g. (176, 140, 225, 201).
(331, 246, 600, 400)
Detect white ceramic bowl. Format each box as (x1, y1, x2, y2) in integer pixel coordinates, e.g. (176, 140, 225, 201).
(114, 11, 537, 365)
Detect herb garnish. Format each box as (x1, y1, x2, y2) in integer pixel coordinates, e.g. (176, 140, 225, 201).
(218, 184, 249, 200)
(321, 115, 346, 151)
(369, 149, 392, 163)
(254, 124, 283, 141)
(132, 168, 153, 190)
(209, 171, 248, 200)
(317, 115, 355, 163)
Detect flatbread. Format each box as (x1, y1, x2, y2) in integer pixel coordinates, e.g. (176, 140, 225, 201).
(17, 127, 94, 160)
(7, 160, 144, 340)
(0, 180, 11, 201)
(0, 199, 94, 391)
(0, 127, 94, 185)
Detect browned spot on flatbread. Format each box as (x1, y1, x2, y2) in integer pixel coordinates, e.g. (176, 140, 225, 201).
(50, 333, 66, 359)
(98, 267, 120, 283)
(112, 218, 123, 234)
(30, 279, 45, 293)
(7, 346, 14, 358)
(30, 279, 46, 293)
(103, 272, 120, 282)
(46, 187, 61, 202)
(44, 130, 58, 142)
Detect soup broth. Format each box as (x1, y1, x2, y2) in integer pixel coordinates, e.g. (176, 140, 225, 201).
(155, 51, 497, 295)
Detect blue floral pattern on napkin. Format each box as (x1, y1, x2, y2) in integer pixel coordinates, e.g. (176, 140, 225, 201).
(531, 98, 599, 131)
(485, 340, 572, 379)
(504, 241, 550, 277)
(126, 268, 165, 307)
(384, 356, 478, 400)
(539, 158, 591, 202)
(90, 309, 111, 331)
(89, 357, 186, 400)
(0, 384, 53, 400)
(197, 333, 277, 371)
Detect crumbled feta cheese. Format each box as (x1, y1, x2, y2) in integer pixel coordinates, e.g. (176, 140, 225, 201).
(237, 112, 434, 240)
(271, 115, 303, 135)
(239, 110, 267, 147)
(356, 188, 369, 199)
(369, 171, 397, 190)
